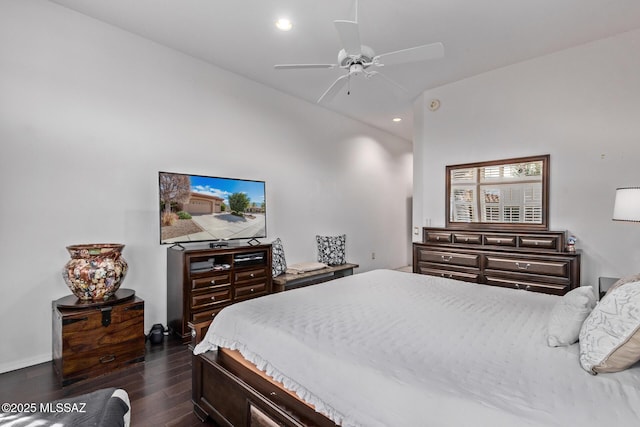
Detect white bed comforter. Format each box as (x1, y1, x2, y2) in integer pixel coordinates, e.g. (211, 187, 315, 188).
(194, 269, 640, 427)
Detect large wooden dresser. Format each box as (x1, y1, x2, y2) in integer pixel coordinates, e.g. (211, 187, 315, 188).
(413, 227, 580, 295)
(167, 244, 272, 343)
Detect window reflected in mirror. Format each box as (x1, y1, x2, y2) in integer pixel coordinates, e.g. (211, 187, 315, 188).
(446, 155, 549, 230)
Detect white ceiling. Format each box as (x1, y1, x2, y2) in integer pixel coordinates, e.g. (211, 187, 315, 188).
(49, 0, 640, 141)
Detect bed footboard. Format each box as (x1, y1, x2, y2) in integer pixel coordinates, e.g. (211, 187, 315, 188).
(192, 348, 337, 427)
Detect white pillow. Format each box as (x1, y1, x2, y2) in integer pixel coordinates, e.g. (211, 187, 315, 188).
(579, 280, 640, 374)
(546, 286, 597, 347)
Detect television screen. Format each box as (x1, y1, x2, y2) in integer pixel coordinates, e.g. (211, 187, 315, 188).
(159, 172, 266, 245)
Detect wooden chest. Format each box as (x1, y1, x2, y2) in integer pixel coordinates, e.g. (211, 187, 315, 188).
(52, 291, 145, 386)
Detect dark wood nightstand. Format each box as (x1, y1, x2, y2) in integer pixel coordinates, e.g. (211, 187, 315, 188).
(598, 276, 619, 299)
(52, 289, 145, 386)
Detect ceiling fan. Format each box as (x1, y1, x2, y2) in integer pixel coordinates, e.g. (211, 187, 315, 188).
(274, 1, 444, 104)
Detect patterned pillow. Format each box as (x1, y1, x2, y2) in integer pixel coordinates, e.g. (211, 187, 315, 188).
(547, 286, 598, 347)
(271, 238, 287, 277)
(579, 280, 640, 374)
(316, 235, 346, 266)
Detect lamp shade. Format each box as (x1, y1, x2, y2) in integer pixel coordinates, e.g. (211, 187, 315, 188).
(612, 187, 640, 222)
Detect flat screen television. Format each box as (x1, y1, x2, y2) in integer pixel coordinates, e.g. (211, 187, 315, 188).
(159, 171, 266, 245)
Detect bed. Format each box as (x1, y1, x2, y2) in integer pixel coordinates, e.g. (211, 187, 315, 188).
(191, 269, 640, 427)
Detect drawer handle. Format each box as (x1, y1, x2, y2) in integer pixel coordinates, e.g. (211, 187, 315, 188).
(269, 391, 277, 397)
(496, 239, 502, 244)
(191, 329, 197, 338)
(250, 273, 255, 278)
(210, 280, 216, 284)
(250, 288, 255, 292)
(100, 354, 116, 364)
(515, 262, 531, 270)
(210, 296, 216, 301)
(436, 236, 441, 241)
(441, 255, 452, 262)
(514, 283, 520, 290)
(465, 238, 469, 242)
(525, 285, 531, 291)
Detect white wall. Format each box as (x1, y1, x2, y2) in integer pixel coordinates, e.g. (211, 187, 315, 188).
(0, 0, 412, 373)
(413, 29, 640, 287)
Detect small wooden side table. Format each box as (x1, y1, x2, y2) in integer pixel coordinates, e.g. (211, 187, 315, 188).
(52, 289, 145, 386)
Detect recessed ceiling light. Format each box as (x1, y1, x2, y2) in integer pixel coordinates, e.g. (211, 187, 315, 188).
(275, 18, 293, 31)
(392, 117, 402, 122)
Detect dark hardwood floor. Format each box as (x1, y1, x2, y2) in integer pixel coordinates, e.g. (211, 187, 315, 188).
(0, 336, 215, 426)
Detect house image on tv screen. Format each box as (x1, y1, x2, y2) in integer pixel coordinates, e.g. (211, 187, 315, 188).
(180, 193, 224, 215)
(159, 172, 266, 244)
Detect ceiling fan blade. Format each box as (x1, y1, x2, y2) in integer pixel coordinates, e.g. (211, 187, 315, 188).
(317, 74, 349, 104)
(374, 42, 444, 66)
(334, 20, 362, 56)
(274, 64, 337, 70)
(368, 71, 409, 99)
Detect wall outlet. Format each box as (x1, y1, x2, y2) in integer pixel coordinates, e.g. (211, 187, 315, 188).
(413, 226, 419, 235)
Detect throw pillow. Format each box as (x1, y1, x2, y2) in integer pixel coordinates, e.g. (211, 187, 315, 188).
(546, 286, 597, 347)
(316, 234, 346, 266)
(271, 238, 287, 277)
(579, 280, 640, 374)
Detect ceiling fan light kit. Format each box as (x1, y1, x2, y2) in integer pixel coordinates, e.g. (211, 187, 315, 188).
(274, 2, 444, 104)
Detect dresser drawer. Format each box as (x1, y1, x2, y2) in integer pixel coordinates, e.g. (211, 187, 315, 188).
(424, 231, 452, 243)
(485, 276, 569, 295)
(235, 268, 267, 284)
(191, 287, 232, 310)
(518, 236, 559, 250)
(191, 306, 225, 323)
(483, 235, 517, 246)
(192, 272, 231, 290)
(416, 264, 480, 283)
(416, 249, 480, 268)
(235, 282, 268, 300)
(485, 255, 569, 277)
(453, 233, 482, 244)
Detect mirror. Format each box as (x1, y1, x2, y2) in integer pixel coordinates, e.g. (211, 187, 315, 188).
(446, 154, 549, 230)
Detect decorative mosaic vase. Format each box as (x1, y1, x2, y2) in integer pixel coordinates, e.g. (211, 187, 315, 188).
(62, 244, 128, 300)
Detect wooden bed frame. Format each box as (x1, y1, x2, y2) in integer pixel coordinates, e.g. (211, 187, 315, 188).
(190, 321, 338, 427)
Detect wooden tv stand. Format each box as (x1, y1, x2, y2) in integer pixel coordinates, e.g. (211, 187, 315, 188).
(167, 244, 272, 343)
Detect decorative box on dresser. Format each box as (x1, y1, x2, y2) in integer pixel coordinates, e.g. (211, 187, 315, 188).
(52, 289, 145, 386)
(167, 244, 272, 343)
(413, 227, 580, 295)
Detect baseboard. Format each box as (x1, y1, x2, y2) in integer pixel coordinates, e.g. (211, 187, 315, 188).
(0, 353, 51, 374)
